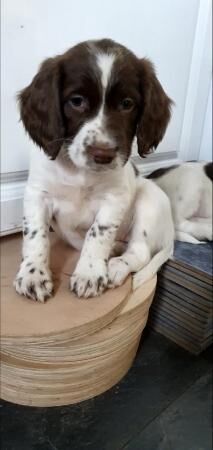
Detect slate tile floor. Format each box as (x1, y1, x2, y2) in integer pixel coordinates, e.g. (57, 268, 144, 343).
(1, 331, 212, 450)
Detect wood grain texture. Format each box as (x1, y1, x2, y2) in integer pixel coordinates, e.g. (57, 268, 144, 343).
(1, 234, 131, 340)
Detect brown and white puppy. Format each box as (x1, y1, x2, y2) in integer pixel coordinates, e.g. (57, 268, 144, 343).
(14, 38, 174, 301)
(148, 161, 213, 244)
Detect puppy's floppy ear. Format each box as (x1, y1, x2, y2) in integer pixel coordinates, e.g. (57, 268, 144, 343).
(18, 57, 65, 159)
(137, 58, 173, 157)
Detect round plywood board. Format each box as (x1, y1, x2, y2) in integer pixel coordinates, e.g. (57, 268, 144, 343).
(1, 233, 157, 407)
(1, 234, 131, 340)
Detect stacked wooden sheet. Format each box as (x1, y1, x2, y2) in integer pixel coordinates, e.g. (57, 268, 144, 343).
(1, 234, 156, 407)
(148, 241, 213, 354)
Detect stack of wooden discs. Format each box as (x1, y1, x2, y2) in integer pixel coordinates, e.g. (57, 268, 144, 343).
(1, 234, 156, 407)
(148, 241, 213, 355)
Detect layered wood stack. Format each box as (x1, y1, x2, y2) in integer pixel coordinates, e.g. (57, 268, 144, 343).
(148, 241, 213, 355)
(1, 234, 156, 407)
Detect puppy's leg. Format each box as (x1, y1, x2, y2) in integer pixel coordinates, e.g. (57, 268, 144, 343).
(108, 241, 174, 289)
(133, 244, 173, 289)
(175, 231, 202, 244)
(177, 219, 213, 242)
(70, 200, 128, 298)
(108, 179, 174, 288)
(14, 189, 53, 302)
(108, 239, 151, 287)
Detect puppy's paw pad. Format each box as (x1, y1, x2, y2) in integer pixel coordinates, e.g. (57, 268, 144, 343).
(108, 257, 130, 287)
(14, 264, 53, 302)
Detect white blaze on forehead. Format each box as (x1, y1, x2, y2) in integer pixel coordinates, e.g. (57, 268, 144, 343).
(67, 51, 117, 167)
(96, 52, 115, 90)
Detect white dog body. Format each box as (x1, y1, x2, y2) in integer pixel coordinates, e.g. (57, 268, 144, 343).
(14, 39, 174, 301)
(18, 147, 174, 300)
(148, 162, 212, 244)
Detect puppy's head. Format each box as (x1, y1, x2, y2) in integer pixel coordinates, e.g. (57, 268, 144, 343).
(19, 39, 172, 169)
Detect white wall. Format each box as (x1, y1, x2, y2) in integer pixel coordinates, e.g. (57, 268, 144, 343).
(199, 81, 212, 161)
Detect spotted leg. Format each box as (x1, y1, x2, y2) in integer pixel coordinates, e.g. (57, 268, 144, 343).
(70, 197, 129, 298)
(14, 188, 53, 302)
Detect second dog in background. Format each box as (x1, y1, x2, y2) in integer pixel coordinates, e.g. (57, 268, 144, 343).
(148, 161, 213, 244)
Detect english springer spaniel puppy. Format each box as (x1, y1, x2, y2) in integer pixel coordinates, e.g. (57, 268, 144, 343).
(147, 161, 213, 244)
(14, 38, 174, 301)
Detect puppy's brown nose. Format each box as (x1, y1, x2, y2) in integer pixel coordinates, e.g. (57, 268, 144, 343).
(87, 144, 117, 164)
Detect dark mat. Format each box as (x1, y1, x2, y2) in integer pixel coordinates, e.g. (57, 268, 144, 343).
(173, 241, 213, 279)
(149, 241, 213, 354)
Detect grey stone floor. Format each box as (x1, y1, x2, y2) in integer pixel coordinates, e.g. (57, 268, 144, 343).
(1, 331, 212, 450)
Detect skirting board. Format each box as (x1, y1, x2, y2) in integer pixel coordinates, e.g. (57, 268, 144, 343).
(0, 152, 181, 236)
(0, 173, 26, 236)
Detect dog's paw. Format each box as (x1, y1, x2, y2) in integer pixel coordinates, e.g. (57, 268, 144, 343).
(14, 262, 53, 302)
(70, 259, 108, 298)
(108, 257, 130, 288)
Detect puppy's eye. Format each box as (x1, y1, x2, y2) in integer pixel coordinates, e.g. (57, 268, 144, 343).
(120, 98, 134, 111)
(68, 95, 88, 112)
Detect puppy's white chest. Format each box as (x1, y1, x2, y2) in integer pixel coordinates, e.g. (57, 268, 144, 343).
(51, 185, 98, 232)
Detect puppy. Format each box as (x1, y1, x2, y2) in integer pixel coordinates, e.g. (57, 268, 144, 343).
(147, 161, 213, 244)
(14, 38, 174, 301)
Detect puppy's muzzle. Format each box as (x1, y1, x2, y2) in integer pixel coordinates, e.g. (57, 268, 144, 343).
(87, 144, 117, 164)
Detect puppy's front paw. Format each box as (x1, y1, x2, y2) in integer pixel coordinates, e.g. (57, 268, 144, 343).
(70, 259, 108, 298)
(14, 261, 53, 302)
(108, 257, 130, 288)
